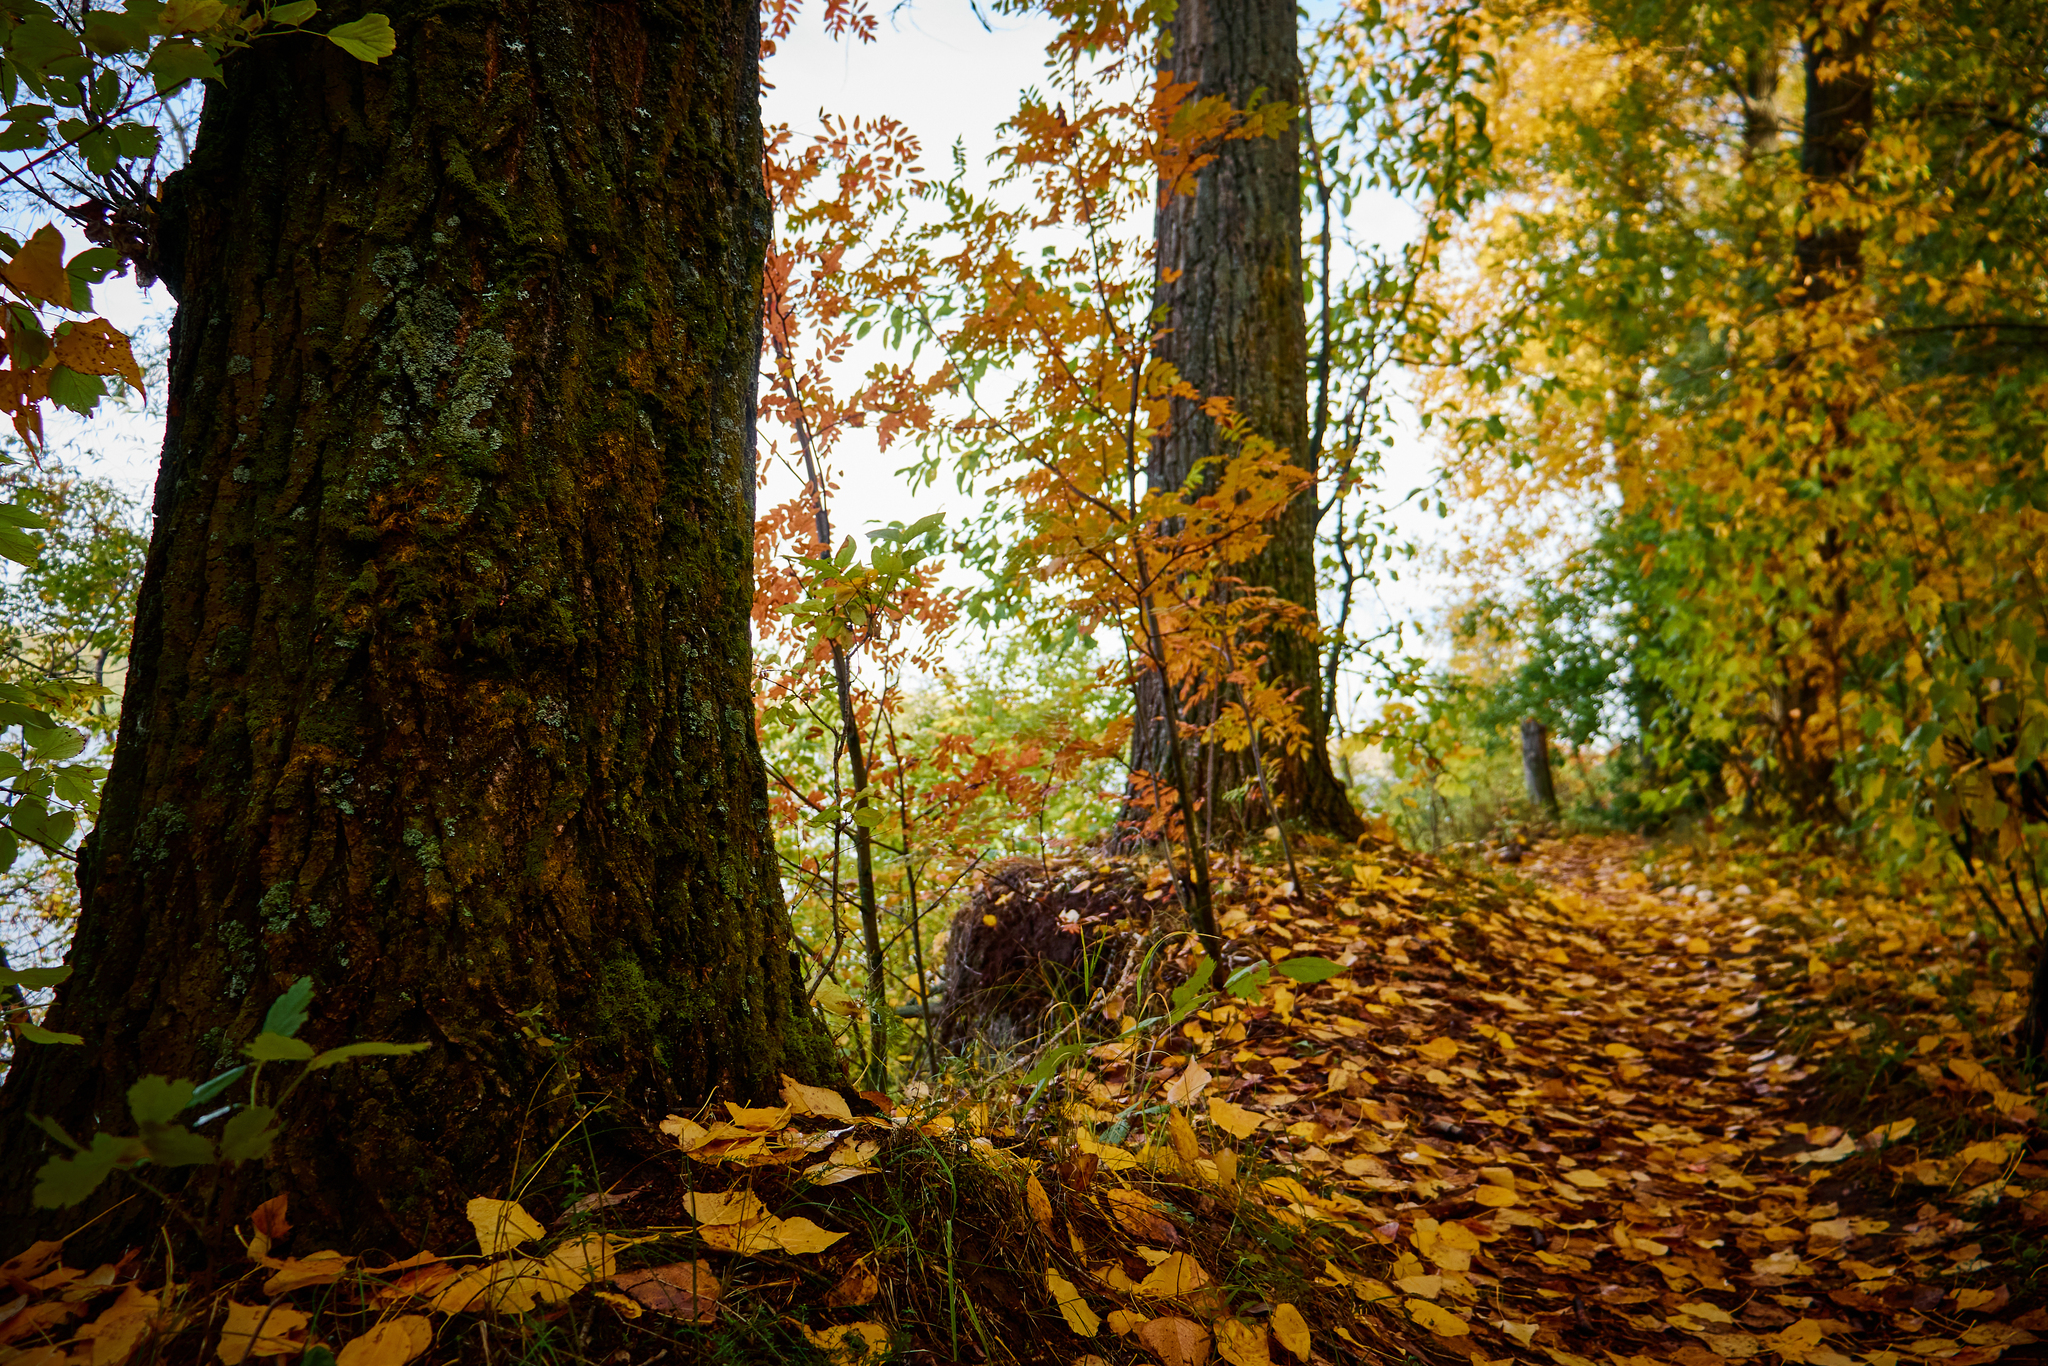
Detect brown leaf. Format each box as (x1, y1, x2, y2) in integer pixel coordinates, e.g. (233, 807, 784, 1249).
(1137, 1314, 1211, 1366)
(824, 1260, 879, 1309)
(614, 1262, 719, 1322)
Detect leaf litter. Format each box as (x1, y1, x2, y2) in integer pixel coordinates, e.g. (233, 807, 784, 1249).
(0, 832, 2040, 1365)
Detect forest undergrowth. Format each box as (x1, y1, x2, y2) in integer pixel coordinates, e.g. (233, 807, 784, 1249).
(2, 831, 2042, 1366)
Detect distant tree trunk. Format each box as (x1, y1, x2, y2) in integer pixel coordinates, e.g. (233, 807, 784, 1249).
(1796, 0, 1879, 297)
(0, 0, 834, 1256)
(1126, 0, 1363, 845)
(1521, 718, 1560, 818)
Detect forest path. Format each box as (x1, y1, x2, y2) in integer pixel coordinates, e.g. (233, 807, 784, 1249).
(1256, 831, 2044, 1364)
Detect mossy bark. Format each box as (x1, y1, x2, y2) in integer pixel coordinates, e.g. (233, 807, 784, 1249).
(0, 0, 835, 1254)
(1129, 0, 1363, 844)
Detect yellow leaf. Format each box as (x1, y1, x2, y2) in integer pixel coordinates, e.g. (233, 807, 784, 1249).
(1602, 1042, 1644, 1059)
(1108, 1308, 1148, 1335)
(1136, 1252, 1211, 1297)
(50, 320, 144, 392)
(261, 1251, 352, 1296)
(1270, 1302, 1311, 1360)
(1047, 1270, 1099, 1337)
(1496, 1320, 1538, 1345)
(1472, 1185, 1517, 1208)
(1404, 1298, 1468, 1337)
(1214, 1317, 1272, 1366)
(1137, 1315, 1212, 1366)
(1026, 1174, 1053, 1236)
(780, 1074, 854, 1122)
(465, 1197, 543, 1255)
(3, 226, 70, 308)
(216, 1303, 310, 1364)
(1207, 1098, 1262, 1140)
(723, 1103, 791, 1130)
(799, 1321, 890, 1366)
(425, 1266, 492, 1314)
(334, 1317, 432, 1366)
(1166, 1108, 1201, 1165)
(1561, 1168, 1610, 1188)
(1416, 1037, 1460, 1064)
(765, 1216, 848, 1255)
(592, 1290, 644, 1319)
(812, 981, 861, 1017)
(74, 1286, 161, 1366)
(684, 1190, 770, 1227)
(1679, 1302, 1736, 1324)
(1163, 1060, 1212, 1106)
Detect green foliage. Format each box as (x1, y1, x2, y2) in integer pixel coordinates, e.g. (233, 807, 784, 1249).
(24, 976, 427, 1208)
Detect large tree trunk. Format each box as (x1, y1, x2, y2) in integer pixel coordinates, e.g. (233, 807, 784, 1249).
(0, 0, 834, 1256)
(1127, 0, 1363, 845)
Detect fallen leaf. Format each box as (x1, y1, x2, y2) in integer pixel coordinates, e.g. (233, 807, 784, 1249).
(614, 1262, 719, 1322)
(764, 1216, 847, 1255)
(215, 1302, 310, 1364)
(1164, 1061, 1213, 1107)
(724, 1103, 791, 1131)
(1417, 1037, 1460, 1063)
(1109, 1308, 1148, 1335)
(73, 1286, 162, 1366)
(1270, 1303, 1311, 1360)
(465, 1197, 544, 1256)
(1027, 1173, 1054, 1235)
(261, 1251, 351, 1296)
(1135, 1252, 1211, 1297)
(825, 1261, 879, 1309)
(780, 1075, 854, 1122)
(1047, 1270, 1100, 1336)
(333, 1316, 432, 1366)
(1106, 1189, 1179, 1244)
(1214, 1317, 1272, 1366)
(799, 1321, 889, 1366)
(684, 1190, 770, 1227)
(1138, 1314, 1211, 1366)
(1404, 1299, 1468, 1337)
(1207, 1098, 1262, 1140)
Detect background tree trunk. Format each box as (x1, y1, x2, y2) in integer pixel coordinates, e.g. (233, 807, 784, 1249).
(1127, 0, 1364, 845)
(1521, 718, 1560, 818)
(0, 0, 834, 1255)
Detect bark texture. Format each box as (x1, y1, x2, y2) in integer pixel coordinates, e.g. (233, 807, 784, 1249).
(1128, 0, 1363, 844)
(0, 0, 834, 1254)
